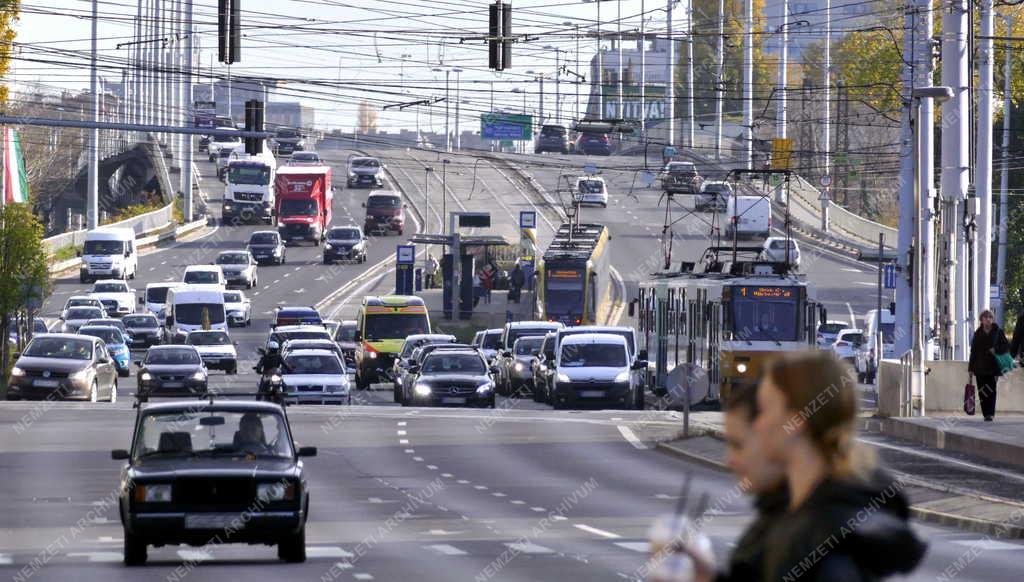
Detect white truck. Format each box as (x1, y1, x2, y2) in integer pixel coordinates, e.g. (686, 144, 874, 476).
(89, 279, 137, 317)
(222, 148, 277, 224)
(726, 195, 772, 239)
(79, 227, 138, 283)
(164, 284, 228, 343)
(854, 308, 897, 384)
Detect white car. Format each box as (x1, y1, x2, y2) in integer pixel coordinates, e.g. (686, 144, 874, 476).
(61, 306, 106, 334)
(290, 151, 321, 164)
(185, 330, 238, 374)
(215, 250, 259, 289)
(61, 295, 105, 320)
(89, 279, 137, 317)
(759, 237, 801, 269)
(279, 348, 351, 404)
(816, 320, 851, 350)
(830, 328, 864, 363)
(207, 128, 241, 161)
(182, 265, 226, 287)
(223, 290, 252, 327)
(696, 181, 732, 211)
(574, 176, 609, 207)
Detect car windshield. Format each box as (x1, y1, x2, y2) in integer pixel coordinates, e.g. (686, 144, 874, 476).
(293, 153, 319, 162)
(328, 228, 360, 240)
(227, 165, 270, 185)
(184, 271, 220, 284)
(352, 158, 380, 168)
(703, 184, 730, 193)
(277, 129, 299, 138)
(217, 253, 250, 265)
(401, 337, 449, 358)
(123, 315, 158, 328)
(578, 180, 603, 193)
(93, 283, 126, 293)
(481, 332, 502, 350)
(175, 304, 226, 325)
(145, 348, 201, 365)
(249, 233, 279, 245)
(818, 323, 847, 336)
(67, 307, 104, 320)
(769, 240, 797, 250)
(336, 324, 357, 342)
(561, 330, 635, 357)
(284, 353, 344, 374)
(133, 410, 292, 460)
(839, 333, 864, 345)
(215, 134, 241, 143)
(223, 292, 243, 303)
(79, 327, 125, 344)
(271, 330, 331, 343)
(277, 310, 321, 323)
(667, 163, 696, 175)
(560, 343, 626, 368)
(24, 337, 93, 360)
(280, 199, 318, 216)
(515, 338, 544, 355)
(146, 286, 173, 303)
(422, 353, 485, 374)
(67, 298, 99, 308)
(188, 332, 231, 346)
(285, 341, 334, 353)
(507, 328, 558, 349)
(541, 126, 565, 136)
(83, 240, 125, 255)
(363, 313, 429, 341)
(33, 320, 47, 333)
(367, 196, 401, 209)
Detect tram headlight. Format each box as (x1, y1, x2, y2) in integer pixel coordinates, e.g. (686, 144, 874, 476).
(735, 363, 748, 374)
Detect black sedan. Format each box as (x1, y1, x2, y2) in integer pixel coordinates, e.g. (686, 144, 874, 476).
(136, 345, 209, 399)
(247, 230, 286, 265)
(404, 349, 496, 408)
(112, 400, 316, 565)
(122, 314, 164, 348)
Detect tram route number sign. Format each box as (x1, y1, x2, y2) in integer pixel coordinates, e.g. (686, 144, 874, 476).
(738, 286, 795, 299)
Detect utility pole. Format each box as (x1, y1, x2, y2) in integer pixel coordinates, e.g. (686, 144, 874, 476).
(686, 1, 695, 147)
(976, 0, 994, 315)
(744, 0, 753, 169)
(597, 0, 604, 118)
(181, 0, 194, 221)
(575, 23, 581, 121)
(997, 14, 1014, 325)
(617, 0, 624, 122)
(445, 70, 451, 152)
(666, 0, 675, 146)
(822, 0, 831, 230)
(640, 0, 646, 139)
(714, 0, 724, 159)
(87, 0, 100, 229)
(777, 0, 788, 140)
(455, 68, 462, 151)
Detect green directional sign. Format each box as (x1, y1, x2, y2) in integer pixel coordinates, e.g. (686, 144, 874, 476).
(481, 113, 532, 140)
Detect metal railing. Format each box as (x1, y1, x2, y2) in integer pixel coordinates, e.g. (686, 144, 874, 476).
(42, 202, 174, 255)
(898, 349, 914, 417)
(790, 175, 898, 249)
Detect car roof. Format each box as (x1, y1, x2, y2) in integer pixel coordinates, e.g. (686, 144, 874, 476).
(283, 339, 336, 346)
(32, 333, 95, 341)
(67, 295, 101, 301)
(140, 400, 284, 414)
(250, 230, 280, 237)
(146, 281, 181, 289)
(405, 334, 455, 342)
(185, 264, 221, 271)
(148, 344, 200, 352)
(484, 328, 503, 335)
(66, 306, 104, 314)
(285, 348, 342, 357)
(423, 349, 482, 358)
(188, 329, 228, 335)
(78, 325, 121, 333)
(837, 328, 863, 335)
(217, 250, 249, 256)
(273, 324, 329, 332)
(506, 321, 562, 329)
(93, 279, 128, 285)
(560, 333, 628, 345)
(278, 306, 319, 314)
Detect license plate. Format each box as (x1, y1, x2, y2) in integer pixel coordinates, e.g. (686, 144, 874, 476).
(441, 397, 466, 404)
(163, 382, 183, 388)
(580, 390, 604, 398)
(204, 358, 220, 363)
(185, 514, 238, 529)
(34, 379, 59, 388)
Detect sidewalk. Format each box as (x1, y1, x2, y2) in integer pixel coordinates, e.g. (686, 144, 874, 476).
(874, 415, 1024, 470)
(657, 412, 1024, 538)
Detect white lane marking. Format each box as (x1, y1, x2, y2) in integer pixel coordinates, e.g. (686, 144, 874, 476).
(504, 542, 554, 554)
(293, 266, 302, 272)
(426, 465, 439, 470)
(491, 492, 506, 497)
(441, 473, 454, 478)
(611, 417, 623, 421)
(368, 497, 384, 504)
(176, 549, 212, 562)
(332, 561, 353, 570)
(96, 536, 122, 543)
(425, 544, 467, 556)
(842, 268, 864, 273)
(551, 515, 568, 521)
(574, 524, 621, 539)
(614, 541, 651, 553)
(283, 273, 291, 278)
(0, 554, 10, 565)
(353, 574, 374, 581)
(457, 479, 470, 484)
(617, 425, 647, 449)
(397, 430, 407, 436)
(531, 507, 546, 512)
(854, 281, 875, 286)
(413, 456, 424, 462)
(404, 449, 415, 453)
(397, 421, 407, 426)
(399, 439, 409, 445)
(951, 539, 1024, 551)
(66, 552, 122, 563)
(510, 500, 526, 505)
(306, 546, 355, 558)
(160, 261, 167, 265)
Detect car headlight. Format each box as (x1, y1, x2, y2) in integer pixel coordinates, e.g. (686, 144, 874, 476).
(270, 374, 283, 384)
(10, 366, 25, 377)
(736, 363, 748, 374)
(413, 383, 432, 397)
(514, 362, 524, 372)
(140, 372, 152, 382)
(614, 370, 631, 383)
(368, 351, 378, 359)
(191, 371, 206, 381)
(136, 484, 172, 503)
(324, 242, 333, 249)
(476, 382, 493, 395)
(556, 372, 570, 384)
(257, 482, 295, 502)
(277, 222, 285, 228)
(69, 369, 91, 381)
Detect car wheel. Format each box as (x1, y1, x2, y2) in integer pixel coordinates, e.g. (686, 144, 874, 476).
(228, 365, 237, 375)
(118, 367, 130, 378)
(552, 398, 566, 410)
(123, 532, 147, 566)
(532, 384, 543, 403)
(89, 381, 98, 403)
(109, 379, 118, 403)
(278, 528, 306, 563)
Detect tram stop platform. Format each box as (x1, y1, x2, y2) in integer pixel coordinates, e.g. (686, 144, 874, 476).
(417, 288, 536, 343)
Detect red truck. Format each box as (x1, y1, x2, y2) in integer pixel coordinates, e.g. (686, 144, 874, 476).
(275, 165, 334, 246)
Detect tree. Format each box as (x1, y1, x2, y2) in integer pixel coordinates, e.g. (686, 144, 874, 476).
(0, 203, 49, 396)
(0, 2, 21, 110)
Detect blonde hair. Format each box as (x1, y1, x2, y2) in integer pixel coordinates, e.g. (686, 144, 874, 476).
(766, 351, 875, 479)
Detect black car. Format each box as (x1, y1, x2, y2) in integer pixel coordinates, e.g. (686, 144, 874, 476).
(136, 345, 209, 399)
(535, 124, 569, 154)
(112, 399, 316, 565)
(247, 230, 286, 265)
(575, 132, 611, 156)
(403, 349, 496, 408)
(322, 226, 368, 264)
(397, 343, 475, 404)
(334, 320, 358, 369)
(122, 314, 164, 348)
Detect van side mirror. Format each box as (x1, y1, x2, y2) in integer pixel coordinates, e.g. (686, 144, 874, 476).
(165, 315, 174, 326)
(638, 349, 648, 361)
(111, 449, 130, 460)
(354, 330, 362, 342)
(628, 300, 636, 318)
(76, 250, 82, 257)
(138, 296, 144, 304)
(297, 446, 318, 458)
(12, 351, 20, 359)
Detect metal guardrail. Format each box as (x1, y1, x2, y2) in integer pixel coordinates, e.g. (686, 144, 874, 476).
(790, 175, 898, 249)
(899, 349, 913, 417)
(42, 202, 174, 255)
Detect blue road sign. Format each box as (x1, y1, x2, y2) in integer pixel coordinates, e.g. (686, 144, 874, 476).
(519, 211, 536, 229)
(883, 264, 896, 289)
(396, 245, 416, 265)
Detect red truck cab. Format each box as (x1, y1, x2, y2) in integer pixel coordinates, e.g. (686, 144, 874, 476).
(275, 165, 333, 245)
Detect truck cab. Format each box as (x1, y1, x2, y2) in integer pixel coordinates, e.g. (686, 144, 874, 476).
(79, 227, 138, 283)
(223, 151, 277, 224)
(275, 165, 334, 245)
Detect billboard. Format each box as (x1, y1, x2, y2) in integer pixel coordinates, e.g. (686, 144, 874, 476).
(481, 113, 532, 140)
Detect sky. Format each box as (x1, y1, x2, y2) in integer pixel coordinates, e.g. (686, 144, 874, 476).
(10, 0, 680, 132)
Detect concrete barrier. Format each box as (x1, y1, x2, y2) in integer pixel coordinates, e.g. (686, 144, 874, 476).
(879, 358, 1024, 415)
(789, 175, 897, 250)
(48, 217, 207, 276)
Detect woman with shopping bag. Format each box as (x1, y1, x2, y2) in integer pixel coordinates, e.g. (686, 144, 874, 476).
(968, 310, 1011, 422)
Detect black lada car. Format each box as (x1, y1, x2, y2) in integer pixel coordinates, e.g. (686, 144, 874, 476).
(112, 399, 316, 565)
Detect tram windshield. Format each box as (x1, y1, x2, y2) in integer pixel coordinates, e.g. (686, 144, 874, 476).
(731, 285, 800, 342)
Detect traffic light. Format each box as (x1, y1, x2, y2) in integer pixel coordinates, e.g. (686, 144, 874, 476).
(217, 0, 241, 64)
(244, 100, 263, 155)
(488, 1, 511, 71)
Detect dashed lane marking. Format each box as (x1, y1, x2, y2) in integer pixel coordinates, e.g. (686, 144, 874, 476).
(614, 541, 650, 553)
(617, 425, 647, 449)
(951, 539, 1024, 551)
(306, 546, 355, 558)
(399, 439, 409, 445)
(397, 430, 407, 435)
(353, 574, 374, 581)
(574, 524, 621, 539)
(65, 552, 122, 563)
(505, 542, 554, 554)
(425, 544, 468, 556)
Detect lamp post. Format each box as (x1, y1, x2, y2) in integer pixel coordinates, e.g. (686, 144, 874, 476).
(544, 45, 562, 123)
(432, 67, 452, 152)
(453, 67, 463, 151)
(563, 21, 582, 122)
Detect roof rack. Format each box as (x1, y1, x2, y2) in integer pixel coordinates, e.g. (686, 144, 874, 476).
(134, 390, 288, 407)
(543, 223, 607, 261)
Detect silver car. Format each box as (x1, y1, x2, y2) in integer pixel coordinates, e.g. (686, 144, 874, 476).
(279, 349, 351, 405)
(223, 290, 252, 327)
(61, 306, 106, 334)
(215, 250, 259, 289)
(759, 237, 802, 269)
(8, 334, 118, 402)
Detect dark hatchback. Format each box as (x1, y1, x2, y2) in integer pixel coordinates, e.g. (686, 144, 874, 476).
(136, 345, 209, 399)
(575, 132, 611, 156)
(275, 307, 323, 327)
(404, 349, 496, 408)
(334, 320, 358, 368)
(122, 314, 164, 348)
(247, 231, 286, 265)
(112, 400, 316, 565)
(535, 124, 569, 154)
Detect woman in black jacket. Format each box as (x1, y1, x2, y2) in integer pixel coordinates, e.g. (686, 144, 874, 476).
(969, 309, 1008, 421)
(751, 351, 927, 582)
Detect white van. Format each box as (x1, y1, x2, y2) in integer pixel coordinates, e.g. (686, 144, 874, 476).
(551, 333, 642, 410)
(164, 284, 228, 343)
(854, 308, 897, 383)
(726, 195, 771, 239)
(142, 282, 182, 316)
(79, 227, 138, 283)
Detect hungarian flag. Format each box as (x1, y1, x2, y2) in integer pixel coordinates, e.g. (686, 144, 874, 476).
(3, 127, 29, 204)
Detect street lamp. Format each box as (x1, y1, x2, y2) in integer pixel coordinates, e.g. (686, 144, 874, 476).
(431, 67, 451, 152)
(909, 85, 953, 416)
(563, 20, 581, 123)
(543, 45, 562, 123)
(452, 67, 463, 151)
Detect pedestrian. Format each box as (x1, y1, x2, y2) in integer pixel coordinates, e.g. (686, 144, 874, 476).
(472, 272, 483, 307)
(681, 383, 789, 582)
(424, 254, 439, 290)
(969, 309, 1009, 422)
(509, 262, 525, 303)
(752, 351, 927, 582)
(480, 266, 494, 304)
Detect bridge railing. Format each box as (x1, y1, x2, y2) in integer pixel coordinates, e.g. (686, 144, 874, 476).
(42, 202, 174, 255)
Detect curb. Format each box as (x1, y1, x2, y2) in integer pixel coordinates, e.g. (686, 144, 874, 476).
(48, 217, 209, 276)
(874, 417, 1024, 472)
(655, 437, 1024, 539)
